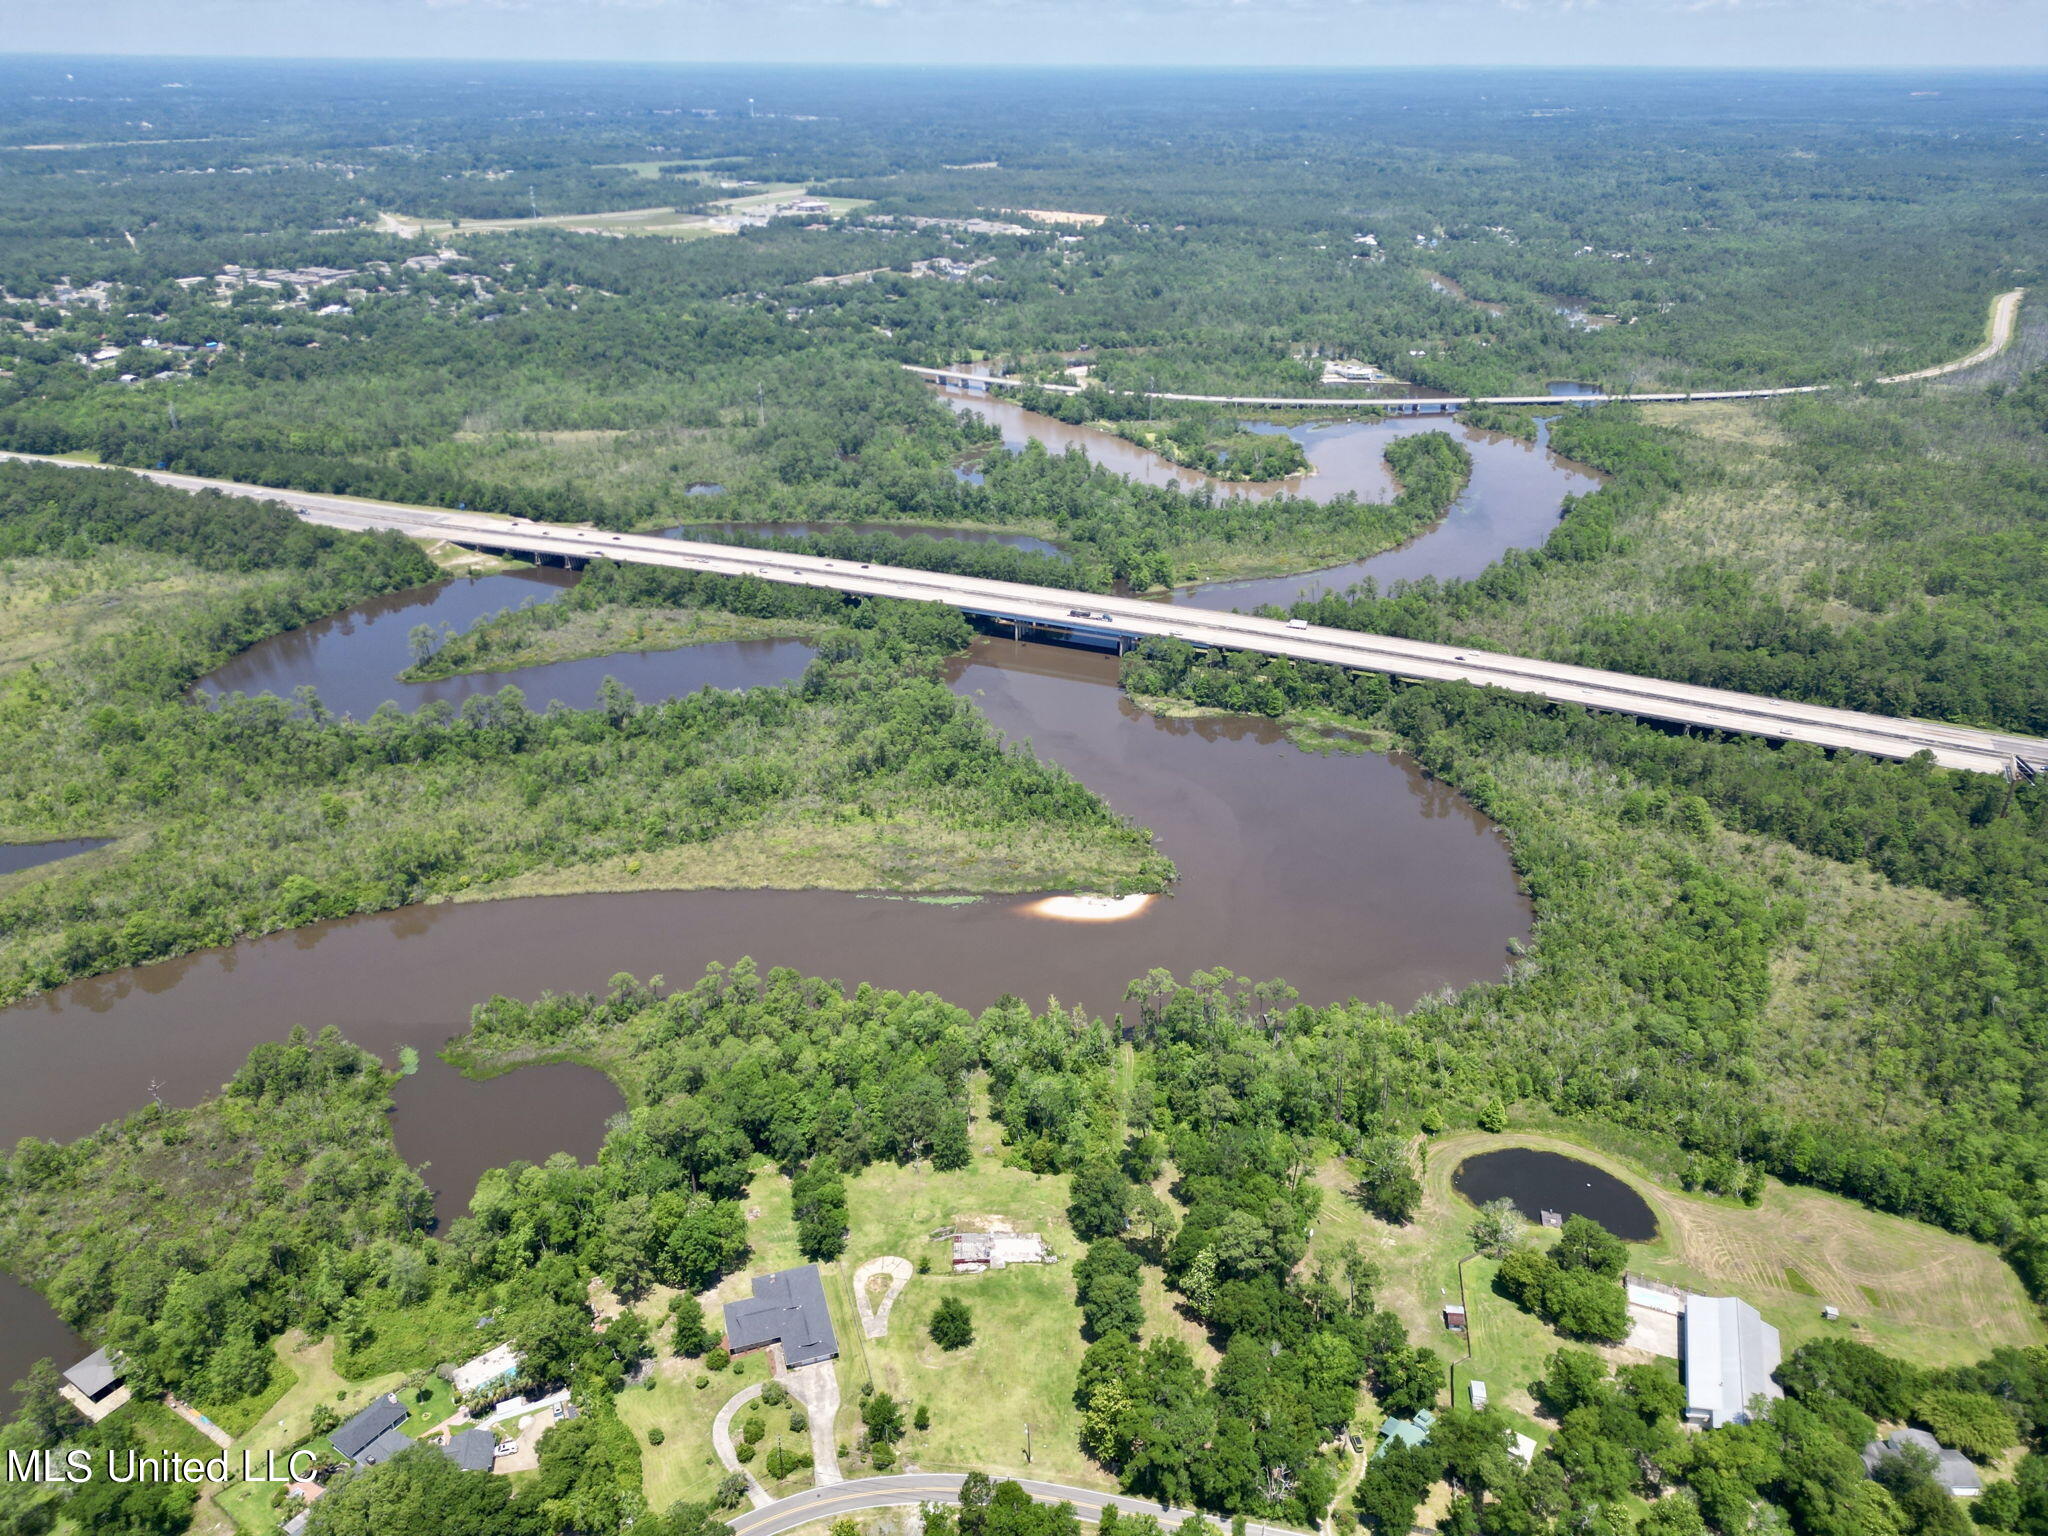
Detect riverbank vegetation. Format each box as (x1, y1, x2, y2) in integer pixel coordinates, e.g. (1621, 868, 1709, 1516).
(0, 465, 1167, 1005)
(1283, 375, 2048, 735)
(1115, 636, 2048, 1306)
(399, 591, 836, 683)
(1002, 386, 1314, 483)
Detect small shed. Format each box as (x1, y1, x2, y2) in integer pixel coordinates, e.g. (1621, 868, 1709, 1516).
(1442, 1304, 1468, 1333)
(1470, 1380, 1489, 1410)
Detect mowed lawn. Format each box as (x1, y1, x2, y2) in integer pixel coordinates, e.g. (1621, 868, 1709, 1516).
(832, 1159, 1108, 1488)
(616, 1353, 772, 1512)
(1309, 1127, 2045, 1443)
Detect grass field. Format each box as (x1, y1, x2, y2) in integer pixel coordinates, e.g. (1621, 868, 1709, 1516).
(384, 186, 871, 241)
(616, 1354, 772, 1511)
(831, 1159, 1107, 1488)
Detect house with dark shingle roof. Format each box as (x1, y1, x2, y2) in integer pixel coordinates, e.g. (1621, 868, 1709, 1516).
(330, 1393, 414, 1467)
(1864, 1428, 1983, 1497)
(441, 1425, 499, 1473)
(722, 1264, 839, 1368)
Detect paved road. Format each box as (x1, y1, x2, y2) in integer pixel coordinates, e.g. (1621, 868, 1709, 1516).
(1877, 287, 2027, 383)
(721, 1471, 1311, 1536)
(910, 365, 1830, 410)
(7, 451, 2043, 777)
(910, 289, 2025, 409)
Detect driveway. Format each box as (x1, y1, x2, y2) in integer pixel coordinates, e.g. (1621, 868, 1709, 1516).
(782, 1359, 843, 1486)
(712, 1381, 772, 1509)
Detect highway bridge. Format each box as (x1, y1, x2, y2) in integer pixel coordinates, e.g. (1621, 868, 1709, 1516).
(10, 451, 2042, 779)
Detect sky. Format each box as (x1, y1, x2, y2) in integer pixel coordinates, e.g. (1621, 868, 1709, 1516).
(6, 0, 2043, 70)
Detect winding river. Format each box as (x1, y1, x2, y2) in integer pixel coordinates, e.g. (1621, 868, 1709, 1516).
(936, 391, 1601, 611)
(0, 391, 1601, 1401)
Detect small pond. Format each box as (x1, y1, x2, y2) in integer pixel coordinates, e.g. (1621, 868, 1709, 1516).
(0, 839, 112, 878)
(1451, 1147, 1658, 1241)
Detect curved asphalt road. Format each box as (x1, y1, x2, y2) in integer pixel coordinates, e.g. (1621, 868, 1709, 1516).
(721, 1472, 1310, 1536)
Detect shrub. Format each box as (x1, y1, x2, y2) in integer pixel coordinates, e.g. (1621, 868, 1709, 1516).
(742, 1415, 766, 1446)
(309, 1405, 339, 1436)
(1914, 1390, 2017, 1462)
(670, 1294, 713, 1357)
(735, 1441, 756, 1464)
(647, 1426, 665, 1446)
(715, 1473, 751, 1509)
(929, 1295, 975, 1351)
(871, 1440, 896, 1470)
(761, 1382, 788, 1408)
(914, 1404, 930, 1432)
(705, 1346, 730, 1371)
(789, 1408, 807, 1432)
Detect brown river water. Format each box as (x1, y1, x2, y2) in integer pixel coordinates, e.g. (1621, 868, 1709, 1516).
(937, 389, 1601, 610)
(0, 391, 1589, 1397)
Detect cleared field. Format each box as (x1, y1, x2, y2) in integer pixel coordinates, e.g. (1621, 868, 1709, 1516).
(386, 205, 727, 239)
(832, 1159, 1104, 1489)
(1416, 1132, 2036, 1369)
(383, 186, 871, 241)
(1310, 1160, 1563, 1435)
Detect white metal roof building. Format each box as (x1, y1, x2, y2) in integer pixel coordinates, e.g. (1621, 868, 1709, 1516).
(450, 1343, 520, 1397)
(1682, 1295, 1782, 1427)
(951, 1232, 1051, 1271)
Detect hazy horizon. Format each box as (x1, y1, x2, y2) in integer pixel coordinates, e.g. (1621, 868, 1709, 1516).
(5, 0, 2043, 72)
